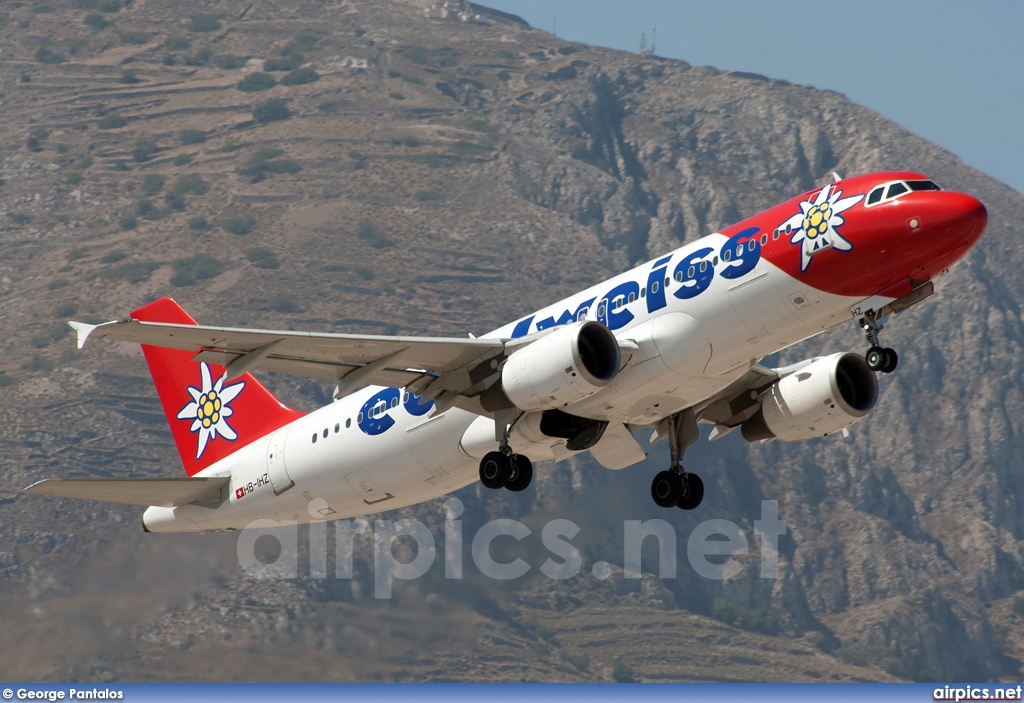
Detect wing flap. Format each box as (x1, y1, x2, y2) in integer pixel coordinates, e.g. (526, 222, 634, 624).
(78, 319, 504, 385)
(22, 477, 229, 507)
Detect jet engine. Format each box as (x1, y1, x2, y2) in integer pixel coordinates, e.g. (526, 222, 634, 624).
(740, 352, 878, 442)
(497, 321, 620, 412)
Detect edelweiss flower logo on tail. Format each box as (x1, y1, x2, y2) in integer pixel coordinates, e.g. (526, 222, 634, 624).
(176, 362, 245, 459)
(778, 185, 864, 272)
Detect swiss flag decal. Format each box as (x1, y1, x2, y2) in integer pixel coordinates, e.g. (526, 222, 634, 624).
(235, 487, 245, 500)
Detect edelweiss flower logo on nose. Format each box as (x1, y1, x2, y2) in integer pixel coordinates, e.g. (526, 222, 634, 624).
(176, 362, 245, 459)
(778, 185, 864, 272)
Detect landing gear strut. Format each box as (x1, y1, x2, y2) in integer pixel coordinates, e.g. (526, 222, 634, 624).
(479, 410, 534, 492)
(650, 410, 704, 510)
(859, 309, 898, 373)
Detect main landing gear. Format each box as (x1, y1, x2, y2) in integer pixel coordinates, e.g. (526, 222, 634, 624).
(479, 451, 533, 492)
(650, 410, 704, 511)
(479, 410, 533, 492)
(859, 309, 899, 374)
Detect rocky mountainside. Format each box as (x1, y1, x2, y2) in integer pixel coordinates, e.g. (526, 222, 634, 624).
(1, 0, 1023, 683)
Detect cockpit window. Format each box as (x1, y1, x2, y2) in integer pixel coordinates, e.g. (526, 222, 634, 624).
(886, 182, 908, 199)
(907, 180, 941, 191)
(867, 187, 884, 205)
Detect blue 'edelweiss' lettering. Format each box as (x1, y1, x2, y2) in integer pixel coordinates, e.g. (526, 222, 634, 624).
(358, 389, 435, 436)
(510, 229, 765, 335)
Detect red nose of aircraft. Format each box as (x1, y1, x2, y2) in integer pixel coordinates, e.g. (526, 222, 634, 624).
(914, 191, 987, 276)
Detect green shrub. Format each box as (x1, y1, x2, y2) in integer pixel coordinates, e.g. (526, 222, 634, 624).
(356, 219, 392, 248)
(84, 13, 108, 29)
(281, 67, 319, 86)
(97, 114, 126, 129)
(31, 321, 70, 347)
(100, 251, 125, 264)
(162, 54, 178, 66)
(165, 36, 190, 51)
(118, 214, 137, 230)
(0, 372, 15, 388)
(171, 174, 209, 195)
(33, 5, 55, 13)
(271, 293, 299, 313)
(135, 198, 162, 220)
(141, 174, 165, 195)
(54, 302, 78, 317)
(447, 140, 489, 156)
(237, 72, 276, 92)
(22, 355, 55, 373)
(30, 127, 50, 141)
(131, 139, 160, 163)
(170, 254, 223, 286)
(253, 147, 284, 160)
(318, 98, 349, 113)
(221, 215, 255, 235)
(293, 33, 318, 51)
(414, 189, 443, 202)
(120, 31, 150, 45)
(188, 14, 221, 32)
(64, 38, 88, 56)
(8, 213, 30, 225)
(389, 92, 405, 101)
(119, 70, 141, 84)
(35, 48, 65, 64)
(466, 118, 498, 134)
(185, 49, 212, 66)
(1013, 596, 1024, 617)
(214, 55, 248, 70)
(97, 0, 121, 12)
(103, 260, 160, 283)
(187, 216, 209, 231)
(48, 279, 70, 290)
(252, 99, 290, 123)
(611, 660, 636, 683)
(163, 193, 186, 211)
(66, 172, 84, 185)
(172, 154, 194, 166)
(354, 265, 375, 280)
(245, 247, 280, 269)
(71, 121, 89, 131)
(73, 156, 94, 170)
(25, 137, 42, 152)
(263, 56, 301, 72)
(710, 599, 780, 635)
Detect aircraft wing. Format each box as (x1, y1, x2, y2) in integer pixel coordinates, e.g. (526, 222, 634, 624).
(71, 318, 507, 402)
(22, 477, 228, 507)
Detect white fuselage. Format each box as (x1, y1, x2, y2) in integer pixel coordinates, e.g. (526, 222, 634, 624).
(144, 232, 876, 532)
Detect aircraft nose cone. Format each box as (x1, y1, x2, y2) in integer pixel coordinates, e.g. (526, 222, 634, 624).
(948, 192, 988, 250)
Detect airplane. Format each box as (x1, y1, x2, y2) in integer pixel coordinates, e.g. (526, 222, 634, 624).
(23, 171, 987, 533)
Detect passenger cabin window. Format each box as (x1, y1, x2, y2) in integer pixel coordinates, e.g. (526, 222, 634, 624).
(346, 418, 352, 429)
(907, 180, 941, 191)
(886, 182, 908, 199)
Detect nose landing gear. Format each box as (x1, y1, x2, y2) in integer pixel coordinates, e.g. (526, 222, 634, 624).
(860, 310, 898, 373)
(650, 409, 704, 510)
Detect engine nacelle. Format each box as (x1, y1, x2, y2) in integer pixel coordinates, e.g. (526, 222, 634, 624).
(741, 352, 878, 442)
(499, 321, 620, 412)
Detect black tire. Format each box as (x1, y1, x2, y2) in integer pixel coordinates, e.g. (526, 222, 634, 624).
(505, 455, 533, 492)
(677, 473, 705, 510)
(865, 346, 885, 371)
(479, 451, 511, 489)
(881, 347, 899, 374)
(651, 470, 683, 508)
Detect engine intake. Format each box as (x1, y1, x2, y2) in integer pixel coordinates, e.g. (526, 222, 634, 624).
(741, 352, 878, 442)
(498, 321, 620, 412)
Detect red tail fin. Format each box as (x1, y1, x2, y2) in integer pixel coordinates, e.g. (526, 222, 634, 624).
(132, 298, 305, 476)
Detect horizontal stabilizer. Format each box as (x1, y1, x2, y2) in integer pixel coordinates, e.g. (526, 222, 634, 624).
(22, 477, 228, 507)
